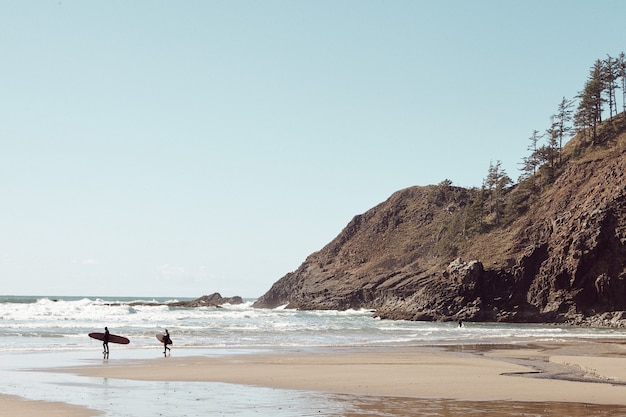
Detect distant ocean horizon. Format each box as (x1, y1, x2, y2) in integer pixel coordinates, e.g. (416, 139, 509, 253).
(0, 294, 197, 303)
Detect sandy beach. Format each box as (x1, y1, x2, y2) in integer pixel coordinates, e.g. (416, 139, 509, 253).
(70, 346, 626, 403)
(17, 339, 622, 416)
(0, 393, 99, 417)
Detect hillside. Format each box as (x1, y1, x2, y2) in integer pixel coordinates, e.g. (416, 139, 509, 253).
(253, 114, 626, 326)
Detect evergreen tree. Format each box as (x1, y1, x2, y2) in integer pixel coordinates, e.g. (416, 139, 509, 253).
(519, 130, 543, 186)
(591, 59, 606, 123)
(618, 52, 626, 113)
(552, 97, 574, 165)
(603, 55, 619, 120)
(464, 186, 487, 236)
(430, 179, 454, 206)
(484, 161, 511, 226)
(574, 89, 595, 140)
(545, 117, 560, 167)
(575, 60, 605, 142)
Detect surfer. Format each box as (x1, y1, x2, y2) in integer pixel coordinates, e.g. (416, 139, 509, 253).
(103, 326, 110, 357)
(163, 329, 171, 356)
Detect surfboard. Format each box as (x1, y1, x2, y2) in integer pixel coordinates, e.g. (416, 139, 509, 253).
(89, 332, 130, 344)
(156, 333, 173, 345)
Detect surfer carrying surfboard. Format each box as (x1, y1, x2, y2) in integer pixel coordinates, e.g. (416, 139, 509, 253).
(89, 329, 129, 358)
(163, 329, 171, 356)
(103, 327, 110, 357)
(156, 331, 173, 357)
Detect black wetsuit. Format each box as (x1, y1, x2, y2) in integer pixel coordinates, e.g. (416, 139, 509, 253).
(163, 332, 171, 355)
(103, 328, 110, 354)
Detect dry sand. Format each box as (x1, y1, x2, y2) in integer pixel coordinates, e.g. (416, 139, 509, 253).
(0, 393, 99, 417)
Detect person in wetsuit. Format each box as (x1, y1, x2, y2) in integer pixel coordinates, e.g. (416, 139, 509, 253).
(163, 329, 171, 356)
(103, 326, 110, 357)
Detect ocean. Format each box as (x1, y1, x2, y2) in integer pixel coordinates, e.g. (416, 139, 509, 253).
(4, 295, 626, 352)
(2, 295, 626, 416)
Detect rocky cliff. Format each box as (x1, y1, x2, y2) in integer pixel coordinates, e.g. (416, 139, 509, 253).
(253, 116, 626, 326)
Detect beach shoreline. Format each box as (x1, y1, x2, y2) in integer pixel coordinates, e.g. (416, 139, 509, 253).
(5, 339, 626, 416)
(41, 339, 626, 414)
(0, 393, 100, 417)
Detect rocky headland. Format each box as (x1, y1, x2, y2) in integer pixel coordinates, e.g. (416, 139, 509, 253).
(253, 115, 626, 327)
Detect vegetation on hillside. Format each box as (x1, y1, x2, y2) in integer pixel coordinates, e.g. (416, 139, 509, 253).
(429, 53, 626, 262)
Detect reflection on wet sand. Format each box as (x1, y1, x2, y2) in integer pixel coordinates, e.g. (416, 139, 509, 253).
(345, 396, 626, 417)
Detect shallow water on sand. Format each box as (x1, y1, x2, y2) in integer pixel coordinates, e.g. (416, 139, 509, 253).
(1, 350, 352, 417)
(4, 350, 626, 417)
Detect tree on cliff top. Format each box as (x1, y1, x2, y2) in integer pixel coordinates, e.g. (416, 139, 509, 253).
(484, 160, 511, 227)
(575, 62, 603, 142)
(552, 97, 574, 166)
(619, 52, 626, 114)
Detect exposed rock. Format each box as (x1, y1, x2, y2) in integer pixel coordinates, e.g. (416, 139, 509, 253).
(444, 258, 483, 288)
(118, 293, 244, 308)
(170, 293, 243, 307)
(253, 117, 626, 326)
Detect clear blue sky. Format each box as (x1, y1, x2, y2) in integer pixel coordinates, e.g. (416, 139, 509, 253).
(2, 0, 625, 298)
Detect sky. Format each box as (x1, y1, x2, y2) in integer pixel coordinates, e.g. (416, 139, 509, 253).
(2, 0, 626, 298)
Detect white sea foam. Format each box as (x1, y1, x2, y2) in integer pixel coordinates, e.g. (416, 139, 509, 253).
(1, 295, 626, 353)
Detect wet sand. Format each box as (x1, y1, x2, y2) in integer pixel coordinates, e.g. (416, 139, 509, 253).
(0, 393, 99, 417)
(60, 342, 626, 405)
(9, 339, 626, 416)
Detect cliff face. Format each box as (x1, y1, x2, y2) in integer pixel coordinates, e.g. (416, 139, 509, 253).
(253, 125, 626, 325)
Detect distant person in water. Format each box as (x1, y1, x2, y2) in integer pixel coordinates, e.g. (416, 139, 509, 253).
(458, 320, 463, 328)
(163, 329, 171, 357)
(103, 327, 110, 357)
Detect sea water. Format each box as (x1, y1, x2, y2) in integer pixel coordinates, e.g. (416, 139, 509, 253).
(2, 295, 626, 353)
(2, 295, 626, 417)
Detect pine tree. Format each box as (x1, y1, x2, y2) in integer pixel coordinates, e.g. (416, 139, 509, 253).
(591, 59, 606, 123)
(618, 52, 626, 114)
(464, 186, 487, 236)
(603, 55, 619, 120)
(574, 89, 595, 140)
(575, 60, 605, 143)
(484, 161, 511, 226)
(545, 117, 560, 167)
(519, 130, 543, 187)
(553, 97, 574, 165)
